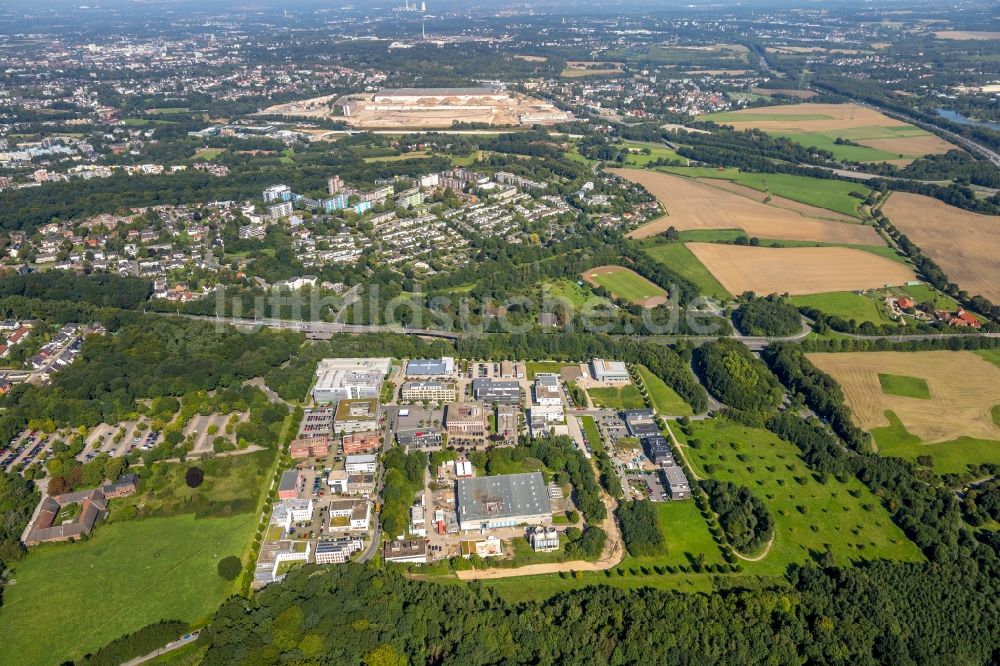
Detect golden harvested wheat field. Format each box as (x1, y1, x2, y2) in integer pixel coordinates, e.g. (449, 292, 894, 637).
(685, 243, 916, 296)
(611, 168, 881, 243)
(807, 351, 1000, 443)
(713, 103, 955, 156)
(881, 192, 1000, 302)
(933, 31, 1000, 40)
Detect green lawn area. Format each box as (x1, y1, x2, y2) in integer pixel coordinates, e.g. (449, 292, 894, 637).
(587, 385, 645, 410)
(977, 349, 1000, 369)
(674, 228, 747, 243)
(622, 500, 727, 569)
(489, 453, 549, 477)
(509, 535, 569, 565)
(878, 373, 931, 399)
(636, 365, 693, 416)
(791, 291, 895, 325)
(540, 278, 604, 308)
(362, 151, 433, 163)
(771, 132, 906, 162)
(580, 415, 605, 453)
(565, 147, 597, 165)
(896, 283, 963, 311)
(585, 267, 666, 304)
(643, 243, 731, 301)
(659, 166, 869, 217)
(480, 567, 717, 603)
(616, 141, 683, 166)
(678, 417, 922, 575)
(109, 449, 273, 521)
(872, 410, 1000, 474)
(55, 502, 82, 524)
(193, 147, 225, 161)
(0, 513, 256, 666)
(526, 361, 568, 379)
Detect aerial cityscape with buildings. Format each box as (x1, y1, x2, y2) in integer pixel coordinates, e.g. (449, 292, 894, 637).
(1, 0, 1000, 663)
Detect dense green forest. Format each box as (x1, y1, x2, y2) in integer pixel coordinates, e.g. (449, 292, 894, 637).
(699, 479, 774, 556)
(0, 317, 303, 445)
(617, 500, 667, 557)
(695, 339, 784, 415)
(0, 472, 38, 606)
(732, 294, 803, 337)
(188, 554, 1000, 665)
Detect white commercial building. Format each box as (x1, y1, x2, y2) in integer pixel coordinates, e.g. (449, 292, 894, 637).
(328, 499, 371, 531)
(314, 537, 364, 565)
(591, 358, 630, 382)
(312, 357, 391, 403)
(272, 498, 314, 531)
(345, 454, 378, 474)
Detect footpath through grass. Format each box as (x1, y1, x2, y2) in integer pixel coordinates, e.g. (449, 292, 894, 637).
(0, 513, 256, 666)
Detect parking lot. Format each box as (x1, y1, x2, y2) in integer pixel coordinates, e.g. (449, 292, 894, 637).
(183, 412, 244, 454)
(79, 421, 162, 461)
(1, 430, 50, 474)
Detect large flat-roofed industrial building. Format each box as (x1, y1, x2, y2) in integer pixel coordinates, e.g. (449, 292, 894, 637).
(373, 87, 507, 103)
(456, 472, 552, 530)
(472, 378, 522, 405)
(405, 357, 455, 377)
(312, 358, 391, 403)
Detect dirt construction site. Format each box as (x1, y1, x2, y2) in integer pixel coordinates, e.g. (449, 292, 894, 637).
(261, 88, 571, 128)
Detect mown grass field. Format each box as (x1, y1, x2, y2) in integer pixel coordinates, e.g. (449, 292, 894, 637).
(587, 385, 645, 410)
(643, 243, 731, 301)
(978, 349, 1000, 369)
(636, 365, 694, 416)
(616, 141, 683, 166)
(677, 418, 922, 575)
(791, 291, 895, 325)
(109, 449, 273, 520)
(879, 373, 931, 399)
(362, 150, 432, 163)
(770, 131, 905, 162)
(479, 567, 717, 603)
(0, 513, 256, 666)
(582, 266, 667, 305)
(872, 410, 1000, 474)
(193, 147, 225, 160)
(621, 500, 727, 569)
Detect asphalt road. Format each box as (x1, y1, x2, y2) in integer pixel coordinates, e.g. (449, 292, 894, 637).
(181, 314, 997, 348)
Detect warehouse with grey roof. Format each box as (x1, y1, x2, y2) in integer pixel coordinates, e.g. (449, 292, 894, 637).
(455, 472, 552, 531)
